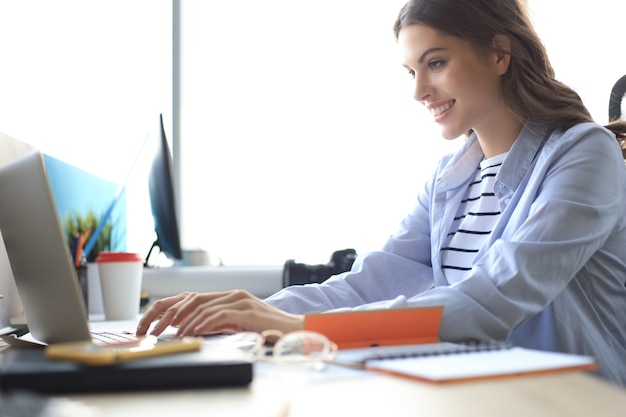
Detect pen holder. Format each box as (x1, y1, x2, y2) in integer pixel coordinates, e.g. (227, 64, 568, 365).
(75, 265, 89, 315)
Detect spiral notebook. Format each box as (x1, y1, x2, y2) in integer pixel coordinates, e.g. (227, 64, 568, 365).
(334, 342, 597, 384)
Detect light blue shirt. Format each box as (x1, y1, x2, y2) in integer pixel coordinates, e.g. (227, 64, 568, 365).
(265, 122, 626, 386)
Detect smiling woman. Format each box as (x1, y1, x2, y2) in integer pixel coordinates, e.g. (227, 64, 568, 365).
(137, 0, 626, 389)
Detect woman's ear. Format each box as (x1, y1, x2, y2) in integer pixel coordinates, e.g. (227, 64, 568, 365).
(492, 34, 512, 75)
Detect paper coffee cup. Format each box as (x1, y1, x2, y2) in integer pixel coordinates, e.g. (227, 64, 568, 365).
(96, 252, 144, 320)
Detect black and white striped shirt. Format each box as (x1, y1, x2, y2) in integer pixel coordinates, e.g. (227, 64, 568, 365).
(440, 152, 507, 284)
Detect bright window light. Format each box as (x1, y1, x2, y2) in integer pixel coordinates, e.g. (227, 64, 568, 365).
(177, 0, 458, 265)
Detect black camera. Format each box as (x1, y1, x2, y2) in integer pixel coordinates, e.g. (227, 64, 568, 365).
(282, 248, 357, 287)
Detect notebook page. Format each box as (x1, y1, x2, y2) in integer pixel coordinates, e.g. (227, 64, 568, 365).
(365, 347, 597, 383)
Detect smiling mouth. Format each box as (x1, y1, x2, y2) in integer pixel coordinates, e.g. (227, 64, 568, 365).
(430, 100, 455, 117)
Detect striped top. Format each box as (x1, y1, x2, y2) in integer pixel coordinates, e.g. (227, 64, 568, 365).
(440, 152, 507, 284)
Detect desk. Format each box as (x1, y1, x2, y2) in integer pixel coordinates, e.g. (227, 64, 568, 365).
(3, 321, 625, 416)
(67, 363, 626, 417)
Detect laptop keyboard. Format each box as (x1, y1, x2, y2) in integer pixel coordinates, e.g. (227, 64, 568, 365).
(91, 330, 139, 345)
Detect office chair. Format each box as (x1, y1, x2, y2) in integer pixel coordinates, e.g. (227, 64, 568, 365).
(609, 74, 626, 287)
(609, 74, 626, 122)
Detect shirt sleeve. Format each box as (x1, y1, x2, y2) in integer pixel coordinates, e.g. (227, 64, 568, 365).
(359, 127, 626, 343)
(268, 125, 626, 346)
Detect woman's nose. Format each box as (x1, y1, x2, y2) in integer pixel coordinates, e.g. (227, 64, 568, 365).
(413, 74, 432, 102)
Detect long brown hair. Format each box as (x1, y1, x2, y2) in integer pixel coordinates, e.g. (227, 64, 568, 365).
(393, 0, 626, 155)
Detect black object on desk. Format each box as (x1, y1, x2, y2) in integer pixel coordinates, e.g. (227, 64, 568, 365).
(0, 347, 253, 394)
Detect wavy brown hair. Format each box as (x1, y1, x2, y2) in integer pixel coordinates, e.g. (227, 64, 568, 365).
(393, 0, 626, 156)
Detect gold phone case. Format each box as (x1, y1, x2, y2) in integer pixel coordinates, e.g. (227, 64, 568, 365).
(45, 336, 203, 366)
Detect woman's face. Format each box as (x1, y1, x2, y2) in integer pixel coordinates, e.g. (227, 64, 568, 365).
(398, 24, 508, 141)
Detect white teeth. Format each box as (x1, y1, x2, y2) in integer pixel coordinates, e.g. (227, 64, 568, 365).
(431, 101, 453, 116)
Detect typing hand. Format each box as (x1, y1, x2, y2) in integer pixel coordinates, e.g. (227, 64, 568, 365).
(136, 290, 304, 338)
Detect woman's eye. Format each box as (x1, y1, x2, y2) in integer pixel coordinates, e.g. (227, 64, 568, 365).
(428, 59, 445, 70)
(407, 69, 416, 79)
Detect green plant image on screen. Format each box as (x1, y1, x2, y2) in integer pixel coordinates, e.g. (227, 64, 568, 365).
(63, 210, 120, 265)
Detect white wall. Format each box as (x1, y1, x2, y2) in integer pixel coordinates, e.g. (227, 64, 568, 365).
(527, 0, 626, 125)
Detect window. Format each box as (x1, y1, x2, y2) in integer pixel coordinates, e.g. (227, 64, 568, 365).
(177, 0, 457, 265)
(0, 0, 172, 259)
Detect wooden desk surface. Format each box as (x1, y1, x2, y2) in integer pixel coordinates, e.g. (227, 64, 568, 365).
(69, 366, 626, 417)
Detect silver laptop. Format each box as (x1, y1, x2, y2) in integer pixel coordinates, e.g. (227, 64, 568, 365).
(0, 150, 129, 345)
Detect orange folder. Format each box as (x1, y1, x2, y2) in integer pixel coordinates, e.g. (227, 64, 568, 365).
(304, 306, 443, 349)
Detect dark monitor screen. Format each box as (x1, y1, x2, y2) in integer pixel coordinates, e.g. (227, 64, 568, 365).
(146, 114, 183, 265)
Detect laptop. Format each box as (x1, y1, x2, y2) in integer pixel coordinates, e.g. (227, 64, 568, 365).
(0, 150, 253, 393)
(0, 150, 114, 345)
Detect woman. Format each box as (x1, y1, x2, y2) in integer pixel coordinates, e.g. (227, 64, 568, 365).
(137, 0, 626, 386)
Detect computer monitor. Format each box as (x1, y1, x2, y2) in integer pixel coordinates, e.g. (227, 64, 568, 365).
(145, 114, 183, 266)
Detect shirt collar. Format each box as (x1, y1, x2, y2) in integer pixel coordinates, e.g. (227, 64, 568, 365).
(436, 122, 551, 193)
(497, 122, 551, 193)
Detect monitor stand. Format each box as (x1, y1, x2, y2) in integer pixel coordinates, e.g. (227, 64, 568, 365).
(144, 240, 161, 268)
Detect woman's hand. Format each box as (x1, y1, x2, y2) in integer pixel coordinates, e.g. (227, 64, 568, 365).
(135, 290, 305, 337)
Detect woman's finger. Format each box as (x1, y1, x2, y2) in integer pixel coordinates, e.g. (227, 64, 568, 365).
(135, 292, 191, 335)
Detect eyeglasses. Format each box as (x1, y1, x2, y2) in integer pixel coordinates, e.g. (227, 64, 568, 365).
(223, 330, 338, 370)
